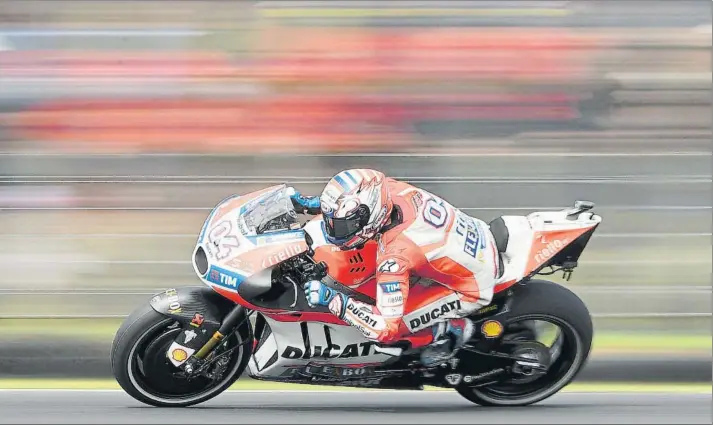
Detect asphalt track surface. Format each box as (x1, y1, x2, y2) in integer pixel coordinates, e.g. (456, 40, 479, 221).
(1, 389, 710, 424)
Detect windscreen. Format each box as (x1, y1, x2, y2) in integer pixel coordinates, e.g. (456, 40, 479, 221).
(240, 185, 300, 235)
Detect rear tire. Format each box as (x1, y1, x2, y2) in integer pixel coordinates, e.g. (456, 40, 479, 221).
(111, 302, 252, 407)
(457, 279, 593, 407)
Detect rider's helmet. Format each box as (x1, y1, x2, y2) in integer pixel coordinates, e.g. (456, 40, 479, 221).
(319, 169, 393, 250)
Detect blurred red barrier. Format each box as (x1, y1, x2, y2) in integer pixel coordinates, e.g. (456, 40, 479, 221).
(5, 97, 410, 152)
(252, 27, 601, 83)
(0, 27, 599, 152)
(5, 91, 583, 152)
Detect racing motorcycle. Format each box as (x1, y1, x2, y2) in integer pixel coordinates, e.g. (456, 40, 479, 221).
(111, 184, 601, 407)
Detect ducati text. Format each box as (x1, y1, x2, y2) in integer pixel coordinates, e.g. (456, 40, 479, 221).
(404, 295, 463, 332)
(281, 341, 377, 359)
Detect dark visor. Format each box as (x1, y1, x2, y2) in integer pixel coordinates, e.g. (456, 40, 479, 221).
(324, 214, 363, 240)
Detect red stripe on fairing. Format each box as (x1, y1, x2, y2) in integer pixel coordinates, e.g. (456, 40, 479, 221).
(212, 286, 348, 322)
(264, 311, 350, 326)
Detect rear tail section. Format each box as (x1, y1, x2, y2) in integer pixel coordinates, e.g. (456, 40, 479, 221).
(491, 201, 601, 289)
(523, 200, 601, 279)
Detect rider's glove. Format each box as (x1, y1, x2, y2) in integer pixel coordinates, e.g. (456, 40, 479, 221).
(304, 280, 348, 317)
(286, 187, 321, 215)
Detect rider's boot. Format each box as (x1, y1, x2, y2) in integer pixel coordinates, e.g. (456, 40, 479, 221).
(420, 318, 475, 367)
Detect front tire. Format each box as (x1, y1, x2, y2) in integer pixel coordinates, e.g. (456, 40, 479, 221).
(111, 302, 252, 407)
(457, 279, 593, 407)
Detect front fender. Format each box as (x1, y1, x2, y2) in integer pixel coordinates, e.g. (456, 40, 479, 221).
(149, 286, 241, 365)
(149, 286, 236, 327)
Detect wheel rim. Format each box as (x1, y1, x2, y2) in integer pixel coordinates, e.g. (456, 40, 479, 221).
(126, 319, 245, 404)
(469, 314, 587, 405)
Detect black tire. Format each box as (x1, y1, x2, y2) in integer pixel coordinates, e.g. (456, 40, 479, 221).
(111, 302, 252, 407)
(457, 279, 593, 407)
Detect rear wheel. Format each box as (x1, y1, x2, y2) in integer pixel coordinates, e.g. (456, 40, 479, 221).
(457, 279, 593, 407)
(111, 302, 252, 407)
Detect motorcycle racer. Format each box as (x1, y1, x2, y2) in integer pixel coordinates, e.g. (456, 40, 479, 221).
(287, 169, 499, 366)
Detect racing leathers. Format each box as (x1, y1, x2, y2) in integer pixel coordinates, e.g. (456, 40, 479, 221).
(289, 179, 499, 365)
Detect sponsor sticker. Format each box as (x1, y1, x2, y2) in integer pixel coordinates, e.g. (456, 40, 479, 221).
(162, 289, 181, 314)
(474, 305, 498, 315)
(481, 320, 504, 338)
(403, 294, 463, 332)
(379, 282, 401, 293)
(207, 265, 242, 289)
(345, 303, 378, 328)
(167, 341, 195, 367)
(381, 293, 404, 307)
(377, 281, 404, 316)
(280, 341, 377, 360)
(280, 364, 375, 379)
(455, 214, 486, 259)
(171, 348, 188, 362)
(261, 243, 306, 268)
(534, 235, 570, 264)
(378, 259, 401, 274)
(190, 313, 205, 327)
(184, 330, 197, 344)
(445, 374, 462, 385)
(462, 368, 505, 383)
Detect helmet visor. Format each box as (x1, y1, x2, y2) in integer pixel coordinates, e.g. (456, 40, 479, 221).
(324, 214, 363, 241)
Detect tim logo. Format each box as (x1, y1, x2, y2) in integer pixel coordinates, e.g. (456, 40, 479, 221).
(380, 282, 400, 293)
(208, 267, 239, 288)
(219, 273, 237, 287)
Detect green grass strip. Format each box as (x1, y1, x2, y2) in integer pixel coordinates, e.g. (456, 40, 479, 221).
(0, 379, 708, 394)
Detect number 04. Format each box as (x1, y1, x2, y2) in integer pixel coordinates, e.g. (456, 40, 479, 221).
(423, 198, 448, 228)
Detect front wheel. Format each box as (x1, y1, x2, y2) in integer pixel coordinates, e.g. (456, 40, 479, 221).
(457, 279, 593, 407)
(110, 302, 252, 407)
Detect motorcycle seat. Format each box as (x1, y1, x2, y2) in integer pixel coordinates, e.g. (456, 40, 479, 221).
(488, 216, 509, 253)
(488, 217, 508, 280)
(488, 215, 534, 287)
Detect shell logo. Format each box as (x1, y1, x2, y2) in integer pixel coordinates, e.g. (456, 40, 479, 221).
(171, 348, 188, 362)
(481, 320, 504, 339)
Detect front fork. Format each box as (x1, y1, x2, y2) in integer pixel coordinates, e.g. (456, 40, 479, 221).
(170, 304, 254, 377)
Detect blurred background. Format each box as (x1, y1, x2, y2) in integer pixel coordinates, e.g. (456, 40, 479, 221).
(0, 0, 709, 382)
